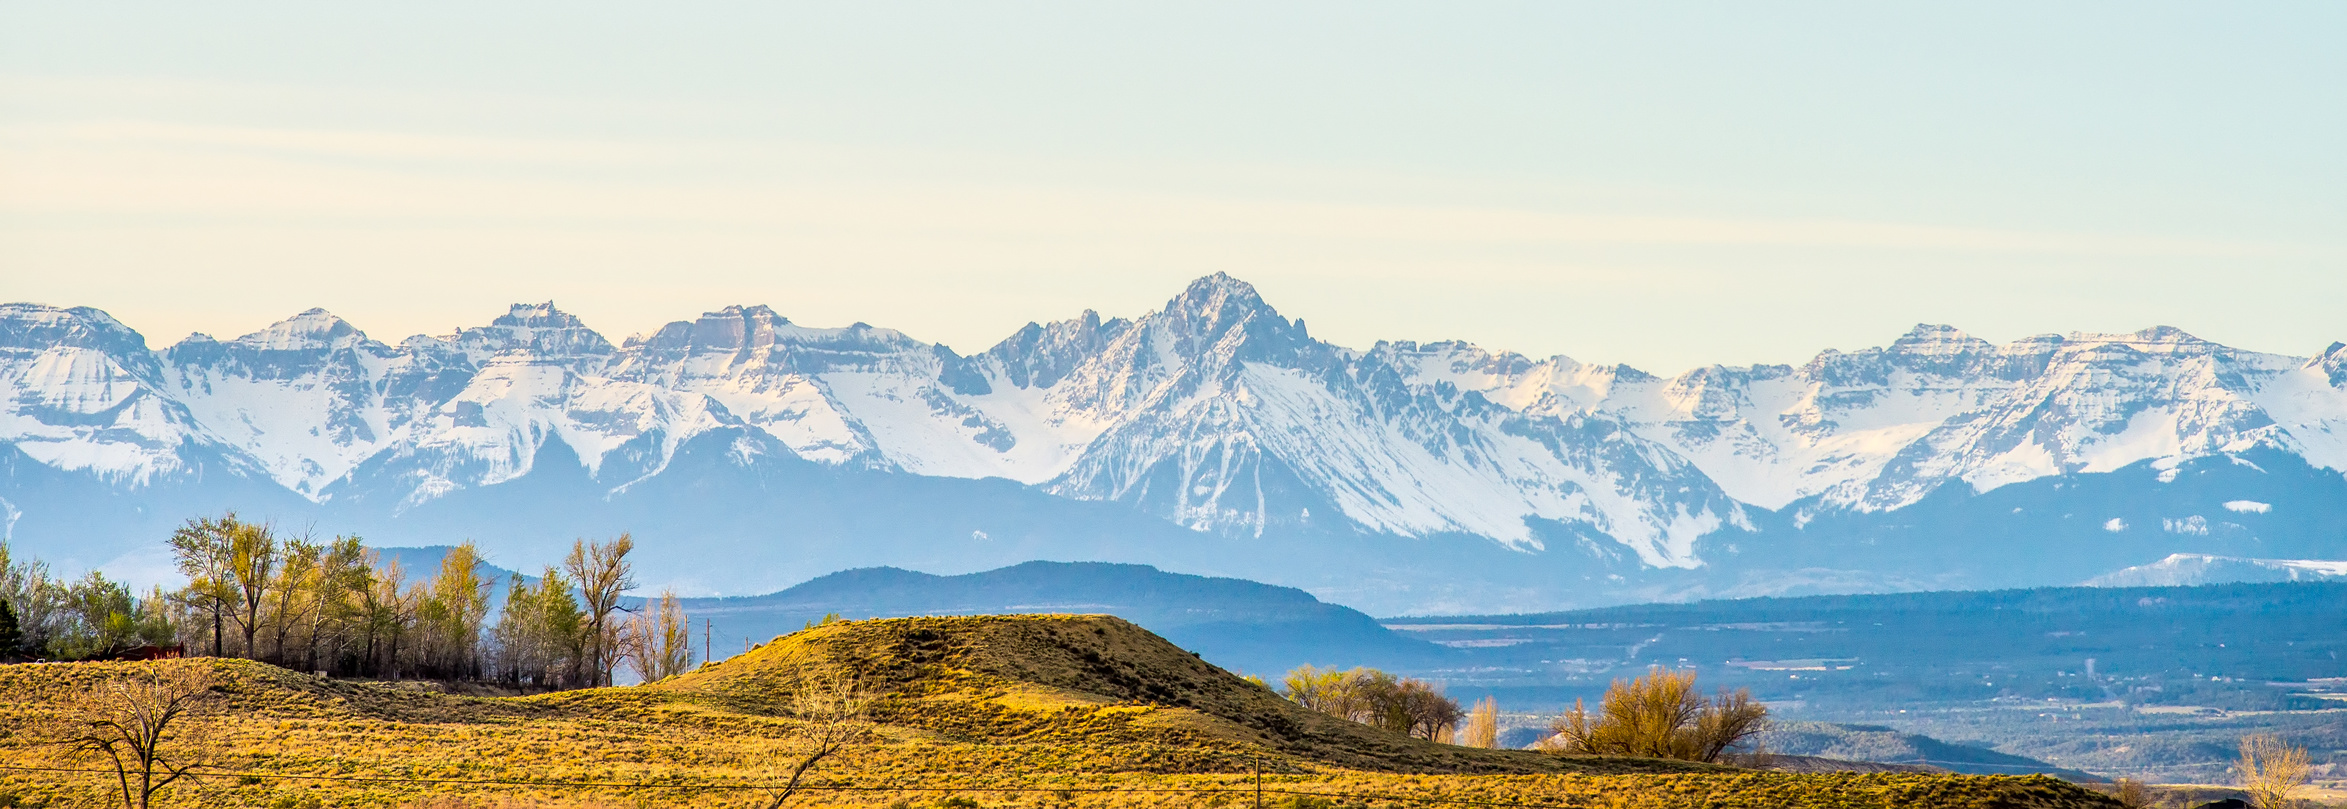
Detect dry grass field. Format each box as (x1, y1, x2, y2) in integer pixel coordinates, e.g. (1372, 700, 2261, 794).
(0, 615, 2118, 809)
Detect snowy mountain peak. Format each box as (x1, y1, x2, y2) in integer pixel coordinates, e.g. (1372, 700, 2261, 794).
(0, 303, 215, 486)
(494, 301, 586, 329)
(223, 308, 371, 352)
(3, 281, 2344, 597)
(625, 304, 795, 356)
(0, 303, 155, 361)
(2313, 342, 2347, 388)
(1887, 323, 1995, 359)
(1150, 271, 1320, 371)
(1164, 272, 1278, 330)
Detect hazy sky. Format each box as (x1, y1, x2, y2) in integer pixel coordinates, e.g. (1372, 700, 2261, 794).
(3, 3, 2341, 373)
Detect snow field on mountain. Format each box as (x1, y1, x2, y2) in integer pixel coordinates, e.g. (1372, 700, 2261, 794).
(4, 277, 2347, 575)
(0, 344, 197, 484)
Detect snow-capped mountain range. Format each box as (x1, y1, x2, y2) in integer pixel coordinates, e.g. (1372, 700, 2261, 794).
(6, 274, 2344, 612)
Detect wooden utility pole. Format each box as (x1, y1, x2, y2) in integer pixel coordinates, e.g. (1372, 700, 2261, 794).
(703, 618, 712, 665)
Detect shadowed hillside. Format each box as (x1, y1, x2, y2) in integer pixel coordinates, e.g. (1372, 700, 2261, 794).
(676, 562, 1447, 676)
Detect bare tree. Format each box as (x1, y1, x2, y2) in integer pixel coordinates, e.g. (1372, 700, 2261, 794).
(1460, 697, 1500, 748)
(2239, 734, 2312, 809)
(49, 664, 219, 809)
(1550, 666, 1768, 763)
(2110, 778, 2159, 809)
(760, 668, 873, 809)
(623, 590, 694, 683)
(358, 553, 414, 678)
(564, 535, 636, 687)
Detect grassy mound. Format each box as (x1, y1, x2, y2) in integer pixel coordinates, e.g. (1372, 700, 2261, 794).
(0, 615, 2121, 809)
(658, 614, 1665, 774)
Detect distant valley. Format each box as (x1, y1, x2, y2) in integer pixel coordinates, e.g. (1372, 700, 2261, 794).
(373, 550, 2347, 784)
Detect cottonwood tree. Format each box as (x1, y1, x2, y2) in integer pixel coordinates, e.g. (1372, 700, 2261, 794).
(623, 590, 694, 683)
(491, 567, 586, 689)
(2239, 734, 2312, 809)
(165, 515, 240, 657)
(760, 668, 873, 809)
(304, 537, 371, 673)
(1459, 697, 1500, 749)
(419, 542, 491, 679)
(1280, 665, 1463, 740)
(2109, 778, 2159, 809)
(1548, 666, 1768, 763)
(4, 538, 66, 656)
(262, 537, 323, 664)
(47, 573, 176, 660)
(358, 552, 423, 679)
(564, 535, 636, 687)
(49, 664, 219, 809)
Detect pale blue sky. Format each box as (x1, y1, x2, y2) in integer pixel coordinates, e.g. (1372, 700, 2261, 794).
(2, 2, 2341, 371)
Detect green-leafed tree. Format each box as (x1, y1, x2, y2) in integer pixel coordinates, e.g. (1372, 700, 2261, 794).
(0, 598, 21, 660)
(263, 537, 323, 665)
(491, 568, 586, 689)
(166, 514, 241, 657)
(0, 539, 62, 657)
(422, 542, 490, 680)
(308, 536, 371, 674)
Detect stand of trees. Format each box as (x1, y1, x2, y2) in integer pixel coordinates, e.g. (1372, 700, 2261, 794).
(0, 542, 176, 661)
(0, 514, 692, 691)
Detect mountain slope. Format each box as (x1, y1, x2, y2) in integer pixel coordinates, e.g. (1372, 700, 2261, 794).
(4, 275, 2345, 613)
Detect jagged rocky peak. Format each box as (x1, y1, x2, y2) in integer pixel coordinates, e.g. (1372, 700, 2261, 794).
(2311, 341, 2347, 388)
(451, 302, 615, 359)
(627, 304, 795, 356)
(1800, 325, 1979, 387)
(1145, 272, 1318, 366)
(987, 309, 1133, 389)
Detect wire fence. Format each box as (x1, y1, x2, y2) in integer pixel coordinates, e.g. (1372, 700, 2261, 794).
(0, 763, 1591, 808)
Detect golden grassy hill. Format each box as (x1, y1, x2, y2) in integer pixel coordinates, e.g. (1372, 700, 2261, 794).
(0, 614, 2119, 809)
